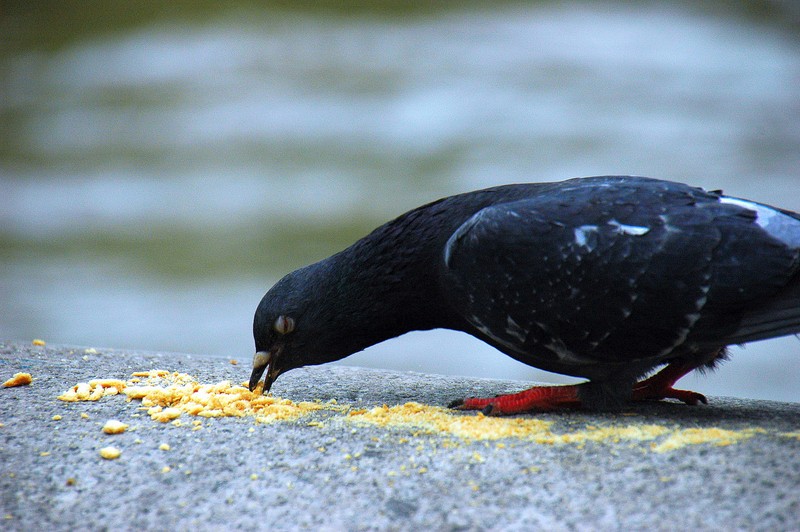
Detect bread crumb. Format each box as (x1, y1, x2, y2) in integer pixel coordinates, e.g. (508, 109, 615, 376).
(230, 359, 238, 365)
(102, 420, 129, 434)
(161, 466, 171, 473)
(152, 407, 182, 423)
(39, 451, 50, 457)
(250, 474, 258, 480)
(80, 413, 89, 419)
(58, 379, 127, 402)
(3, 373, 32, 388)
(159, 443, 170, 451)
(52, 415, 62, 421)
(32, 339, 46, 346)
(99, 446, 121, 460)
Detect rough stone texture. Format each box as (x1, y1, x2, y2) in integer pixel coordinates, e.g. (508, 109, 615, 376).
(1, 341, 799, 531)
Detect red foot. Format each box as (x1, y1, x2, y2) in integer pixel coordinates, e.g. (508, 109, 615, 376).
(451, 361, 706, 415)
(450, 384, 581, 415)
(631, 361, 707, 405)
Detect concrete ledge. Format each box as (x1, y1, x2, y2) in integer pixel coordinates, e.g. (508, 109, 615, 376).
(1, 341, 799, 530)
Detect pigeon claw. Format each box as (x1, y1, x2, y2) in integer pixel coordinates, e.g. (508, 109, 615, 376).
(447, 398, 466, 409)
(449, 385, 582, 415)
(631, 361, 707, 406)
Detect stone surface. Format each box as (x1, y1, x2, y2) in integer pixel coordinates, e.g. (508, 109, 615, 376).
(1, 341, 799, 530)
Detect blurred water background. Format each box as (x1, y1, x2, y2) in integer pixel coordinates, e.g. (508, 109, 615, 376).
(2, 1, 799, 402)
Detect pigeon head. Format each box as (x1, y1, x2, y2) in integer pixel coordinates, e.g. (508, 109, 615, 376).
(248, 266, 319, 393)
(248, 258, 392, 393)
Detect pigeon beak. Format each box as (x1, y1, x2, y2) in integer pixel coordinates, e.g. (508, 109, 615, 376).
(249, 350, 273, 393)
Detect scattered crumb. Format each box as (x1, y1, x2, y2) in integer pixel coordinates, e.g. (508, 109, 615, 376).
(651, 427, 762, 453)
(161, 466, 171, 473)
(60, 370, 331, 425)
(159, 443, 170, 451)
(32, 339, 46, 346)
(99, 446, 121, 460)
(55, 371, 771, 454)
(80, 413, 89, 419)
(39, 451, 50, 457)
(250, 474, 258, 480)
(102, 420, 129, 434)
(84, 348, 98, 355)
(3, 373, 32, 388)
(229, 359, 238, 365)
(58, 379, 127, 401)
(52, 415, 62, 421)
(66, 478, 76, 486)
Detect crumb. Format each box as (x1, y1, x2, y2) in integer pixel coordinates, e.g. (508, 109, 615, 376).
(99, 446, 121, 460)
(52, 415, 62, 421)
(229, 359, 238, 365)
(32, 339, 46, 346)
(3, 373, 32, 388)
(159, 443, 170, 451)
(161, 466, 171, 473)
(102, 420, 129, 434)
(66, 478, 76, 486)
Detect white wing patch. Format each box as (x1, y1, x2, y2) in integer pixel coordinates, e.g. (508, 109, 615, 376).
(573, 225, 599, 250)
(609, 219, 650, 236)
(574, 220, 650, 251)
(720, 197, 800, 247)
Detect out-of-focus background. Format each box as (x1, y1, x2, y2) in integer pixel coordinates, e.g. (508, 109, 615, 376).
(2, 1, 799, 402)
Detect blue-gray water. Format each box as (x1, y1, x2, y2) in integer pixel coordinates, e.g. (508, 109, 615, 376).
(2, 2, 799, 402)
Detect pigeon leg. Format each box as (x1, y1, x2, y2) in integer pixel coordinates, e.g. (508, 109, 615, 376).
(451, 361, 707, 415)
(631, 361, 707, 405)
(449, 384, 582, 415)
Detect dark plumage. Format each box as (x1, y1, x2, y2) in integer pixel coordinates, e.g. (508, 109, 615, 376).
(249, 176, 800, 413)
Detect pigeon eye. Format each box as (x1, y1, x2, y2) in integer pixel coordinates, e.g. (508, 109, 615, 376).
(273, 315, 295, 335)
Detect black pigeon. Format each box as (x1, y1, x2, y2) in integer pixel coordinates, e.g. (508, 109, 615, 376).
(249, 176, 800, 413)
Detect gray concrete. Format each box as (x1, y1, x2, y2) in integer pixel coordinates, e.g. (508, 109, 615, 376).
(1, 341, 799, 531)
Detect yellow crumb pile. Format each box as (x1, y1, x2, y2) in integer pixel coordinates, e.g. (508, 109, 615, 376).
(348, 402, 764, 451)
(349, 402, 554, 441)
(58, 379, 127, 401)
(59, 370, 324, 424)
(651, 427, 764, 453)
(56, 371, 770, 453)
(3, 372, 32, 388)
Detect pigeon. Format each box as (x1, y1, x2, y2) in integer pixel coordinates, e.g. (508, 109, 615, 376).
(249, 176, 800, 413)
